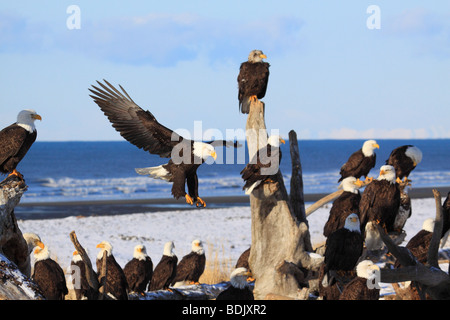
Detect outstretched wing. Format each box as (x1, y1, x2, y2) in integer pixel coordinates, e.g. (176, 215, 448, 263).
(89, 80, 186, 158)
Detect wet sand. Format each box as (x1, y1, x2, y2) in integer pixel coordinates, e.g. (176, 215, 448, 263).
(15, 186, 449, 220)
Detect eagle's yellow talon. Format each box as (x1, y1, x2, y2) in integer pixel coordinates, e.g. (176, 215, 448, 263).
(196, 197, 206, 208)
(185, 194, 194, 205)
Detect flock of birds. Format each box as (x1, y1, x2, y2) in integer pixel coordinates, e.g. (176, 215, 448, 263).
(23, 233, 253, 300)
(1, 49, 450, 300)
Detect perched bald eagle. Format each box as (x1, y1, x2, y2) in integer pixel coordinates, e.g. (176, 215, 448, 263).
(240, 135, 285, 194)
(322, 213, 363, 287)
(89, 80, 239, 208)
(149, 241, 178, 291)
(235, 247, 251, 271)
(96, 241, 129, 300)
(70, 250, 98, 300)
(237, 50, 270, 114)
(323, 177, 362, 237)
(339, 260, 380, 300)
(22, 232, 41, 277)
(171, 239, 206, 286)
(359, 165, 401, 237)
(385, 145, 423, 184)
(123, 244, 153, 294)
(0, 109, 41, 179)
(32, 241, 68, 300)
(216, 268, 254, 300)
(338, 140, 379, 183)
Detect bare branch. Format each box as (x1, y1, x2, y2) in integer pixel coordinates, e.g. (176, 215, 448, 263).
(69, 231, 99, 292)
(288, 130, 307, 224)
(376, 224, 417, 267)
(428, 189, 444, 268)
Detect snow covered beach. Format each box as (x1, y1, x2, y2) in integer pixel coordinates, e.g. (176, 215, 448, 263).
(16, 193, 449, 299)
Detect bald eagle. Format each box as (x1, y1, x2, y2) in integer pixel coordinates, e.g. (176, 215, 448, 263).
(240, 135, 285, 194)
(32, 241, 68, 300)
(339, 260, 380, 300)
(22, 232, 41, 277)
(322, 213, 363, 287)
(323, 177, 362, 237)
(359, 165, 401, 235)
(0, 109, 41, 179)
(96, 241, 129, 300)
(70, 250, 98, 300)
(89, 80, 239, 207)
(338, 140, 379, 183)
(149, 241, 178, 291)
(216, 268, 254, 300)
(171, 239, 206, 286)
(123, 244, 153, 294)
(385, 145, 423, 184)
(238, 50, 270, 114)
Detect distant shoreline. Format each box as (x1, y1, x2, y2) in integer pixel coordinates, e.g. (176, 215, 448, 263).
(15, 186, 449, 220)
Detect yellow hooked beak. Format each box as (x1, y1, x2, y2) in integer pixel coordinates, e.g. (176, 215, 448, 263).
(210, 151, 217, 160)
(34, 241, 45, 254)
(96, 243, 104, 249)
(260, 54, 267, 59)
(73, 250, 78, 256)
(380, 170, 385, 176)
(280, 138, 286, 144)
(350, 216, 358, 223)
(373, 143, 380, 149)
(137, 247, 143, 253)
(32, 114, 42, 121)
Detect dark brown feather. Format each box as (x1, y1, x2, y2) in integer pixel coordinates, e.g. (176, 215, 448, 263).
(339, 149, 376, 182)
(123, 257, 153, 294)
(171, 252, 206, 285)
(0, 124, 37, 174)
(33, 258, 68, 300)
(96, 254, 129, 300)
(149, 255, 178, 291)
(323, 191, 361, 237)
(237, 61, 270, 113)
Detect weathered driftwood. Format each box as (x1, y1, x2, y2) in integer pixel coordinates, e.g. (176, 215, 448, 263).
(288, 130, 307, 225)
(0, 175, 31, 277)
(379, 189, 450, 300)
(245, 100, 322, 300)
(0, 253, 44, 300)
(69, 230, 100, 297)
(305, 179, 371, 216)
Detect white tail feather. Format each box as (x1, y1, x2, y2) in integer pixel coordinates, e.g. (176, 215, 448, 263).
(135, 165, 171, 181)
(244, 181, 261, 195)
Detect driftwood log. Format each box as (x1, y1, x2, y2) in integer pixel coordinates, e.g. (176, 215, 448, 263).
(0, 175, 31, 277)
(378, 189, 450, 300)
(245, 100, 322, 299)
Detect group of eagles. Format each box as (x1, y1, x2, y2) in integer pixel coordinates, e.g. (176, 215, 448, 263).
(26, 235, 254, 300)
(1, 50, 449, 300)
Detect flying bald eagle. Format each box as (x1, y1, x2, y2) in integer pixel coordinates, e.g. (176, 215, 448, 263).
(171, 239, 206, 286)
(70, 250, 98, 300)
(338, 140, 379, 183)
(149, 241, 178, 291)
(216, 268, 254, 300)
(323, 177, 362, 237)
(339, 260, 380, 300)
(240, 135, 285, 194)
(89, 80, 239, 208)
(96, 241, 129, 300)
(385, 145, 423, 184)
(123, 244, 153, 295)
(237, 50, 270, 114)
(359, 165, 401, 236)
(322, 213, 363, 287)
(0, 109, 41, 179)
(32, 241, 68, 300)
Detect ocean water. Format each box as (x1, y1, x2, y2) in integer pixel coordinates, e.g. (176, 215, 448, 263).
(14, 139, 450, 204)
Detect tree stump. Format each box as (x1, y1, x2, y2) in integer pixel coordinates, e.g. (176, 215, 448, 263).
(0, 175, 30, 276)
(245, 100, 322, 299)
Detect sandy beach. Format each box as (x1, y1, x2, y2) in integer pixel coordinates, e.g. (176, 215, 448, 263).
(16, 186, 450, 219)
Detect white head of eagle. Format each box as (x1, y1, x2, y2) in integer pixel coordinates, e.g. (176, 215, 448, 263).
(344, 213, 361, 233)
(248, 50, 267, 63)
(191, 239, 204, 255)
(362, 140, 379, 157)
(33, 241, 50, 262)
(133, 244, 149, 261)
(17, 109, 42, 133)
(377, 165, 396, 184)
(230, 267, 252, 289)
(96, 241, 113, 259)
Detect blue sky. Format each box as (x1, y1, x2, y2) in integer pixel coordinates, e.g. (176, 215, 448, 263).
(0, 1, 449, 141)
